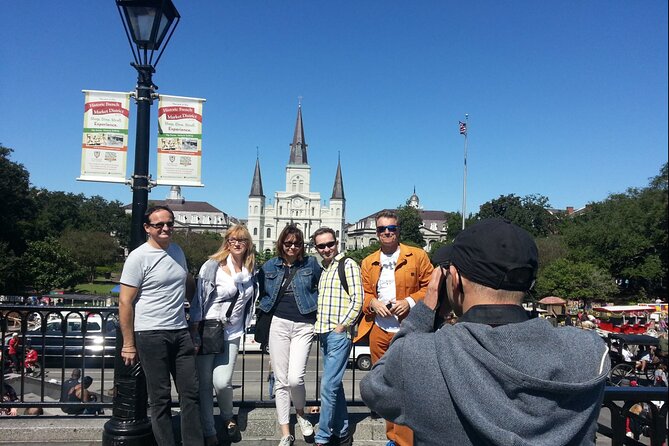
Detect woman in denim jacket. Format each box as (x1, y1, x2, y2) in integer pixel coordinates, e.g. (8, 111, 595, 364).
(257, 224, 321, 446)
(189, 224, 257, 446)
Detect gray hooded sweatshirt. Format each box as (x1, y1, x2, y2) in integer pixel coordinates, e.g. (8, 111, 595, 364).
(360, 303, 610, 446)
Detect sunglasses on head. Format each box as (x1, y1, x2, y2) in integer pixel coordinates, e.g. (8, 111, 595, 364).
(315, 241, 337, 250)
(282, 241, 303, 248)
(376, 225, 398, 233)
(147, 221, 174, 229)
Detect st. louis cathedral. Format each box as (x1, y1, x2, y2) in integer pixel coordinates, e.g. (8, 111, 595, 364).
(247, 103, 346, 253)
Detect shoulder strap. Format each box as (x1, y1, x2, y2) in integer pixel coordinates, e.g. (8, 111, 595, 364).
(224, 289, 241, 320)
(338, 256, 350, 294)
(277, 265, 299, 300)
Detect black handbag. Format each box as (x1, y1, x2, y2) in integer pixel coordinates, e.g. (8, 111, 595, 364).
(199, 289, 240, 355)
(200, 319, 226, 355)
(254, 310, 272, 346)
(254, 265, 298, 346)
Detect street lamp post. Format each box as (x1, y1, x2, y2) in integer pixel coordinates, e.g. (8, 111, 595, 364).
(103, 1, 179, 444)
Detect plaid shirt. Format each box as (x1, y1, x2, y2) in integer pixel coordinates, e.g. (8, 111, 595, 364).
(315, 253, 364, 334)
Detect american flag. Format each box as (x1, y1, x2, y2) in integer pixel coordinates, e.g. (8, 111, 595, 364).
(459, 121, 467, 135)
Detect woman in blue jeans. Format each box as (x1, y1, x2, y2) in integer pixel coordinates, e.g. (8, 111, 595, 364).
(190, 225, 257, 446)
(257, 224, 322, 446)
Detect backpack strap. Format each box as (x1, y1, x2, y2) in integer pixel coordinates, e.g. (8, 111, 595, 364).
(338, 256, 350, 294)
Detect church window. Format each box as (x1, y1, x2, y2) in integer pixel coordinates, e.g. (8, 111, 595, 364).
(253, 227, 258, 236)
(336, 230, 340, 238)
(254, 205, 258, 213)
(311, 207, 315, 216)
(336, 208, 340, 217)
(266, 228, 271, 238)
(279, 206, 283, 215)
(299, 180, 304, 192)
(292, 181, 297, 192)
(430, 222, 437, 230)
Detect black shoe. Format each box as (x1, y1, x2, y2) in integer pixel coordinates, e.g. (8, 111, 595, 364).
(227, 423, 242, 443)
(332, 433, 352, 446)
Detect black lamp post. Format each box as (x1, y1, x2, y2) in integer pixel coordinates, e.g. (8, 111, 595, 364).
(103, 2, 179, 445)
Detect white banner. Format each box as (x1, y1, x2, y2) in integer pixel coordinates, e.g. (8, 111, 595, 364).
(77, 90, 129, 183)
(156, 95, 205, 187)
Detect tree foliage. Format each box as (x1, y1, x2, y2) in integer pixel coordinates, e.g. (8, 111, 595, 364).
(561, 163, 668, 294)
(535, 235, 569, 271)
(0, 145, 35, 254)
(171, 231, 223, 275)
(344, 242, 381, 266)
(535, 258, 618, 301)
(59, 230, 123, 282)
(445, 212, 477, 241)
(397, 204, 425, 247)
(477, 193, 558, 237)
(20, 238, 87, 293)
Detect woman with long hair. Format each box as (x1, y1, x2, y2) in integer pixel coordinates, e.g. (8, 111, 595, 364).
(257, 224, 321, 446)
(190, 225, 257, 445)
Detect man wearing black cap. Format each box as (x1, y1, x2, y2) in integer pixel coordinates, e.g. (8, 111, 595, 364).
(360, 218, 610, 446)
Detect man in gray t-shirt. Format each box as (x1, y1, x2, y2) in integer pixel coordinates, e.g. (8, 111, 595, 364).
(119, 205, 203, 446)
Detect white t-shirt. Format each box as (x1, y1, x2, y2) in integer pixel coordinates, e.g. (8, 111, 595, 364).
(120, 242, 189, 331)
(375, 249, 401, 333)
(205, 265, 254, 340)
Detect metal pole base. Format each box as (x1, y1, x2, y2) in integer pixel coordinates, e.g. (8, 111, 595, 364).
(102, 418, 155, 446)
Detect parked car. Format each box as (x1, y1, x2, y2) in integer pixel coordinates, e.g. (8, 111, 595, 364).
(349, 340, 371, 371)
(24, 311, 116, 365)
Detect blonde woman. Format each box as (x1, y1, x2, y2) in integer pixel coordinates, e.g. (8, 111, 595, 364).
(190, 225, 257, 445)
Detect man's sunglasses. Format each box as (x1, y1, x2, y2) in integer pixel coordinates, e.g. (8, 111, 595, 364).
(315, 241, 337, 250)
(146, 221, 174, 229)
(376, 225, 398, 233)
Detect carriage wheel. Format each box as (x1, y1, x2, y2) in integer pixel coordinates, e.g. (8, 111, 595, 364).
(609, 363, 635, 386)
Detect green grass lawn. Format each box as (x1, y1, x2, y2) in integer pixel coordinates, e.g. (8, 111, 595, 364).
(75, 281, 117, 295)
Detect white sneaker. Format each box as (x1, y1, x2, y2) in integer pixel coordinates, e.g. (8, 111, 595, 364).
(296, 414, 314, 436)
(278, 434, 294, 446)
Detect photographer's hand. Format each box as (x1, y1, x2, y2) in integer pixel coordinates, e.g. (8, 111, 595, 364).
(424, 267, 444, 311)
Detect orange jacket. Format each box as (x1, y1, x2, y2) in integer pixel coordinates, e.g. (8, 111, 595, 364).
(353, 244, 434, 343)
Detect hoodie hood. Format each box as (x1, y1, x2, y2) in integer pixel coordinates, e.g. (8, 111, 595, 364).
(435, 318, 609, 445)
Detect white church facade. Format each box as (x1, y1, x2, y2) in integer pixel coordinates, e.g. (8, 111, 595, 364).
(247, 104, 346, 253)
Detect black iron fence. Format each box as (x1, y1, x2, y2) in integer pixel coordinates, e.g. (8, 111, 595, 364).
(2, 304, 667, 445)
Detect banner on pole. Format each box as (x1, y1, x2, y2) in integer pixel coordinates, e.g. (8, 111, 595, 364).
(156, 95, 205, 187)
(77, 90, 130, 183)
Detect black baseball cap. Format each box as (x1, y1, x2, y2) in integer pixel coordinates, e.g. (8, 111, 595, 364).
(432, 218, 538, 291)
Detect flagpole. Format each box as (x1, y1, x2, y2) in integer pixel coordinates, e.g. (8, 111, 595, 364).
(461, 114, 469, 230)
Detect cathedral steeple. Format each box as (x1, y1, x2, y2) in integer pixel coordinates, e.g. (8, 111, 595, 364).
(249, 156, 265, 197)
(289, 102, 308, 165)
(331, 153, 345, 200)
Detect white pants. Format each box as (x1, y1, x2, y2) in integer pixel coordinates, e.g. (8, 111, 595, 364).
(268, 315, 315, 425)
(195, 337, 240, 437)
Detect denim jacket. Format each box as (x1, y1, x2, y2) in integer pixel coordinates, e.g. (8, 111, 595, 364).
(257, 256, 321, 315)
(190, 259, 257, 329)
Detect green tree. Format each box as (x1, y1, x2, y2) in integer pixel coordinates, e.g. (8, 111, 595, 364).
(397, 204, 424, 247)
(561, 163, 668, 295)
(445, 212, 477, 241)
(344, 242, 381, 265)
(20, 238, 87, 293)
(0, 242, 22, 293)
(59, 230, 123, 282)
(535, 235, 568, 271)
(0, 145, 35, 254)
(535, 258, 618, 301)
(477, 193, 558, 237)
(171, 231, 223, 275)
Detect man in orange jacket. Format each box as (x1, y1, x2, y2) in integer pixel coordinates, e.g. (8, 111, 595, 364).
(353, 210, 433, 446)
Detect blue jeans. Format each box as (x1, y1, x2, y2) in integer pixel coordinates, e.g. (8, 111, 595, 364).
(316, 330, 351, 443)
(135, 329, 203, 446)
(195, 337, 240, 437)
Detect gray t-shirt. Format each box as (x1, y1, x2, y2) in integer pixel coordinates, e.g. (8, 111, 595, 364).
(120, 242, 189, 331)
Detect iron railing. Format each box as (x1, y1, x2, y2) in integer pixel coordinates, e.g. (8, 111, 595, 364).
(2, 303, 667, 445)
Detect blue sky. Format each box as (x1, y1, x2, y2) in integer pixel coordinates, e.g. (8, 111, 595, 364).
(1, 1, 667, 223)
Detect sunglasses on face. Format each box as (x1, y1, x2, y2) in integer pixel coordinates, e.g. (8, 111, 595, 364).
(146, 221, 174, 229)
(376, 225, 398, 234)
(282, 241, 303, 249)
(315, 241, 337, 250)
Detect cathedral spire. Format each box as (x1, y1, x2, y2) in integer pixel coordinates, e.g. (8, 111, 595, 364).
(249, 156, 265, 197)
(331, 153, 345, 200)
(289, 102, 308, 164)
